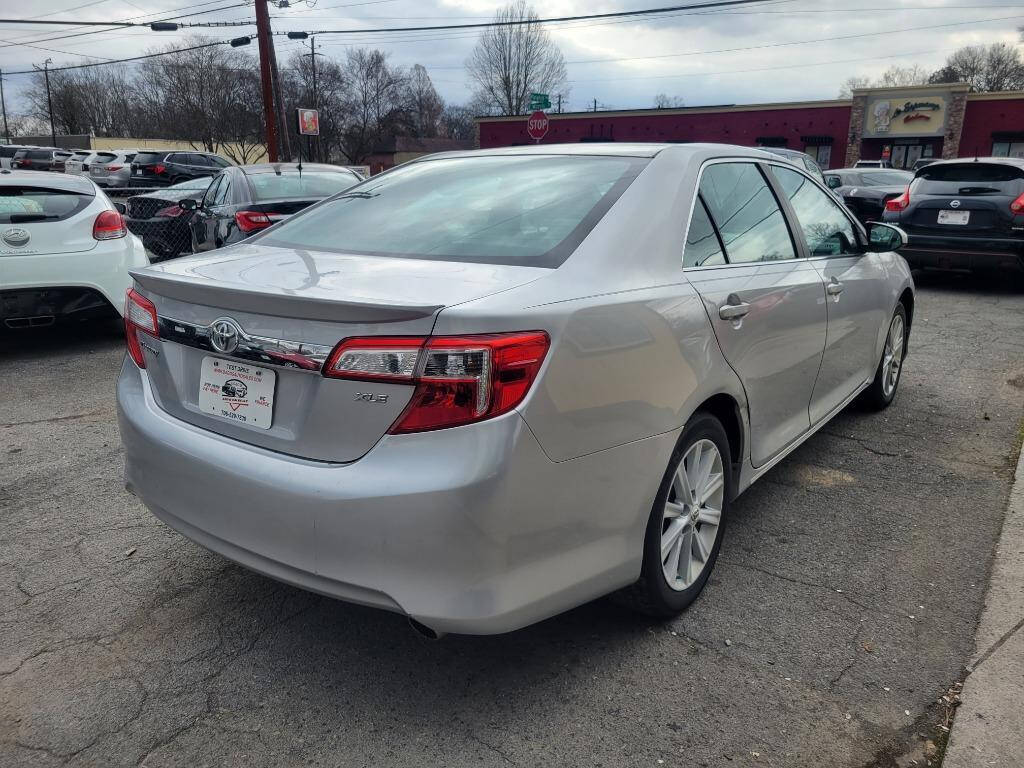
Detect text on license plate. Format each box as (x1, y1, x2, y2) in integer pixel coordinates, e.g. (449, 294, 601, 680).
(198, 357, 275, 429)
(937, 209, 970, 225)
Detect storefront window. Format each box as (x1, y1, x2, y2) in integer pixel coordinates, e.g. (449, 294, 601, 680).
(803, 145, 832, 168)
(992, 141, 1024, 158)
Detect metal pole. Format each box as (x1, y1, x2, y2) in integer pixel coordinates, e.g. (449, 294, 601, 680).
(44, 60, 56, 146)
(254, 0, 279, 162)
(267, 29, 291, 162)
(0, 69, 10, 144)
(309, 37, 320, 162)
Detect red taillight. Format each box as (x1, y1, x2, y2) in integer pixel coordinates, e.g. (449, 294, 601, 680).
(107, 165, 122, 172)
(93, 210, 126, 240)
(1011, 191, 1024, 215)
(323, 332, 550, 433)
(153, 163, 166, 174)
(234, 210, 275, 233)
(885, 187, 910, 213)
(124, 288, 158, 369)
(155, 205, 183, 218)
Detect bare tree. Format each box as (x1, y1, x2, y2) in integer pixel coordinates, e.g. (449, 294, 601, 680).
(439, 104, 475, 140)
(403, 64, 444, 137)
(837, 65, 929, 98)
(465, 0, 568, 115)
(653, 93, 685, 108)
(930, 43, 1024, 91)
(338, 48, 408, 163)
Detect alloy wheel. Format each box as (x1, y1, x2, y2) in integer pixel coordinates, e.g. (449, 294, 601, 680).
(661, 439, 724, 591)
(881, 314, 905, 398)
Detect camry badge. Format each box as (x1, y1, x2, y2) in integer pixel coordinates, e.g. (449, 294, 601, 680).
(209, 318, 242, 355)
(1, 227, 30, 247)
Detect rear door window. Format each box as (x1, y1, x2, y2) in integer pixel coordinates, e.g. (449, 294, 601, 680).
(0, 186, 93, 223)
(683, 197, 726, 267)
(203, 175, 223, 206)
(698, 162, 797, 264)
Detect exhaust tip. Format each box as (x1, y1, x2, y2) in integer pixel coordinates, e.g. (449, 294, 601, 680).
(408, 617, 445, 640)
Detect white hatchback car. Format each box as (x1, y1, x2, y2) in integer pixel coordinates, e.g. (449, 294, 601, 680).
(0, 170, 148, 329)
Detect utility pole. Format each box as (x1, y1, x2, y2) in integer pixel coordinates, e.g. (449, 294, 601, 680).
(267, 31, 291, 162)
(253, 0, 279, 162)
(0, 69, 10, 145)
(556, 94, 562, 114)
(306, 36, 321, 161)
(592, 98, 598, 112)
(34, 59, 57, 146)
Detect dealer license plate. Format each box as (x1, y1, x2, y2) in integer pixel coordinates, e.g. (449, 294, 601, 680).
(198, 357, 275, 429)
(937, 210, 970, 225)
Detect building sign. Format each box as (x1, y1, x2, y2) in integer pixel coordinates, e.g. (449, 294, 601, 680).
(863, 91, 949, 138)
(297, 108, 320, 136)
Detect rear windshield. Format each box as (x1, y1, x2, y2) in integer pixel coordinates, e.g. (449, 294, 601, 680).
(859, 170, 912, 186)
(134, 152, 166, 164)
(259, 154, 648, 267)
(0, 146, 22, 158)
(0, 186, 94, 224)
(917, 163, 1024, 182)
(27, 150, 54, 159)
(93, 153, 118, 164)
(248, 171, 358, 201)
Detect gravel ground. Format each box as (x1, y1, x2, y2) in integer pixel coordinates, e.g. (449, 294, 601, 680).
(2, 273, 1023, 768)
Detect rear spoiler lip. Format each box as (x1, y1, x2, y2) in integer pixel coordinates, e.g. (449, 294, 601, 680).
(128, 269, 443, 323)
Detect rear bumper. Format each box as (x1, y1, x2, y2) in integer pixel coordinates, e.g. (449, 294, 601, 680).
(1, 235, 148, 319)
(899, 233, 1024, 271)
(0, 287, 116, 327)
(117, 360, 673, 634)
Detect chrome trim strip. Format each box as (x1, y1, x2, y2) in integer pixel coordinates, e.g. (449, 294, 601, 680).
(157, 316, 334, 374)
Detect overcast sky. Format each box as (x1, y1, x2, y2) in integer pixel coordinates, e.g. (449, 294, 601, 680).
(1, 0, 1022, 117)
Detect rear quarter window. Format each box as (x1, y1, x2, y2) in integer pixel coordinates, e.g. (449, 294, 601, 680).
(0, 186, 94, 223)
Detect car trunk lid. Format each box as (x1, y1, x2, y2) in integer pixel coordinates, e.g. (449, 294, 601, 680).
(130, 243, 547, 462)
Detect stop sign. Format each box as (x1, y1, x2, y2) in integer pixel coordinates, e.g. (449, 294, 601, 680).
(526, 110, 549, 141)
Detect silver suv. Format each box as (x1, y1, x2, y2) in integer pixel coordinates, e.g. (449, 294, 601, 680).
(88, 149, 139, 188)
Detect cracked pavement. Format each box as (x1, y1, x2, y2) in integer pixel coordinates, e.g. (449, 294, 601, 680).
(2, 273, 1023, 768)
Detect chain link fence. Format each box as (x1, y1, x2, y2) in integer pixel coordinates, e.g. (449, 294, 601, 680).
(104, 186, 195, 261)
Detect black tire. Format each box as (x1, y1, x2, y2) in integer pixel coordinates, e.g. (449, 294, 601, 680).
(615, 412, 733, 618)
(861, 302, 908, 410)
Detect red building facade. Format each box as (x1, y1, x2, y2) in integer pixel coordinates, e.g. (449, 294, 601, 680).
(476, 84, 1024, 170)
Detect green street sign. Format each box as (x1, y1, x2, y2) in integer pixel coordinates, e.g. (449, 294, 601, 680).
(529, 93, 551, 109)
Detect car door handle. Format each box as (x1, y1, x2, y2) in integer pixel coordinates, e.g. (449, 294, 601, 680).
(826, 280, 844, 296)
(718, 300, 750, 321)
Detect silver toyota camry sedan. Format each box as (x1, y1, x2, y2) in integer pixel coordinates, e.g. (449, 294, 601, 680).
(117, 143, 914, 637)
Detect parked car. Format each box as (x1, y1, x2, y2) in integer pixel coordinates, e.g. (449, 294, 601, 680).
(118, 144, 914, 637)
(854, 159, 894, 169)
(0, 169, 148, 329)
(130, 150, 231, 188)
(125, 176, 213, 260)
(12, 148, 70, 172)
(88, 149, 139, 188)
(183, 163, 362, 252)
(824, 168, 914, 223)
(759, 147, 826, 182)
(63, 150, 95, 176)
(883, 156, 1024, 273)
(0, 144, 35, 170)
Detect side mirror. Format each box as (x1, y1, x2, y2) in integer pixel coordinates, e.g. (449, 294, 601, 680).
(113, 202, 127, 215)
(866, 222, 907, 253)
(826, 177, 841, 190)
(179, 198, 199, 211)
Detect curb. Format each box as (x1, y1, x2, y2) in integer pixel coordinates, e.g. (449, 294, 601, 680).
(942, 441, 1024, 767)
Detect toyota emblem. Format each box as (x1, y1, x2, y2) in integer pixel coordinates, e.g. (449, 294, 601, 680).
(209, 318, 242, 354)
(1, 227, 30, 247)
(950, 200, 961, 208)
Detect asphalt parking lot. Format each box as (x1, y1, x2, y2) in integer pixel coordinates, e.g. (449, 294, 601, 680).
(2, 273, 1023, 768)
